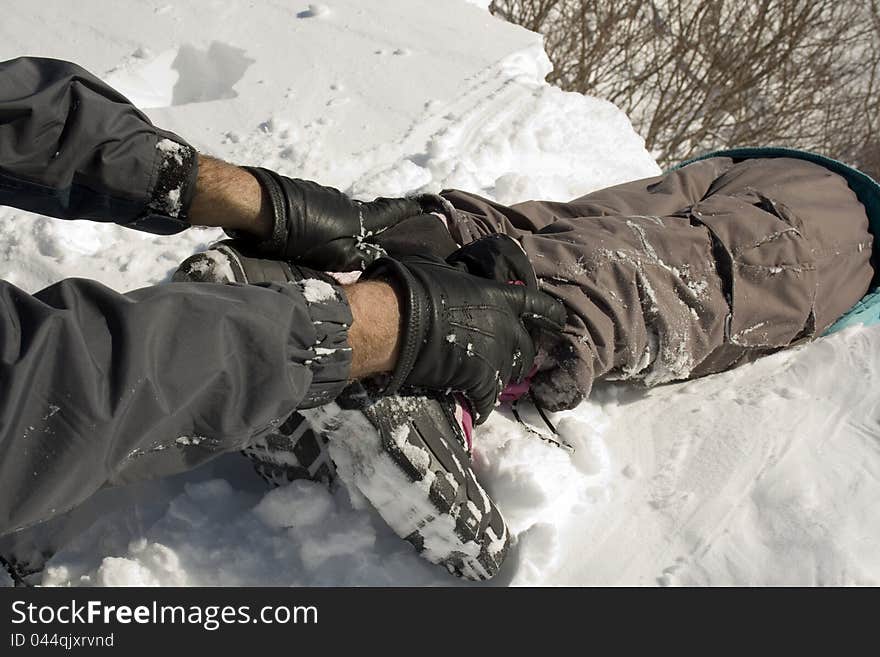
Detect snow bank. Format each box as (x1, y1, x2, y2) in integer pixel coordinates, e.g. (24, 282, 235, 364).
(1, 0, 876, 586)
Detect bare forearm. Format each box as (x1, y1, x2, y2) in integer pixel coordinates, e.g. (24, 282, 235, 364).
(345, 281, 402, 380)
(188, 155, 402, 380)
(187, 155, 273, 239)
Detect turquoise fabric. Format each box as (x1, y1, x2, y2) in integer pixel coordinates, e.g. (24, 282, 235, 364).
(674, 147, 880, 334)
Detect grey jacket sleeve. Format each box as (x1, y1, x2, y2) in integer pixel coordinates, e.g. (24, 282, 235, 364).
(0, 277, 353, 536)
(0, 56, 197, 234)
(0, 57, 355, 537)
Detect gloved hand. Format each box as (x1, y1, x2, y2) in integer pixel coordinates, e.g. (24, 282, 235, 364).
(237, 167, 426, 271)
(446, 232, 541, 288)
(362, 235, 566, 423)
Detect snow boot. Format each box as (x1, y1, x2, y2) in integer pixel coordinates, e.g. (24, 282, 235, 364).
(173, 241, 511, 579)
(307, 382, 509, 580)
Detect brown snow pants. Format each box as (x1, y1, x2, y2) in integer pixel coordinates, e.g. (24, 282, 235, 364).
(439, 156, 874, 411)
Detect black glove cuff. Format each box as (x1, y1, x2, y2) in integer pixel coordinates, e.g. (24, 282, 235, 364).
(224, 166, 290, 254)
(361, 257, 428, 396)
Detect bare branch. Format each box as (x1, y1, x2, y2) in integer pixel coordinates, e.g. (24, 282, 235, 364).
(492, 0, 879, 174)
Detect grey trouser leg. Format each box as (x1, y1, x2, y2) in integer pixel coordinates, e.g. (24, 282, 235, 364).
(440, 157, 873, 410)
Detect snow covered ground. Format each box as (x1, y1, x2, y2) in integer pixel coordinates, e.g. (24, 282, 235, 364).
(1, 0, 878, 586)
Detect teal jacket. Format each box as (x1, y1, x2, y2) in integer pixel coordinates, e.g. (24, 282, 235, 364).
(678, 148, 880, 334)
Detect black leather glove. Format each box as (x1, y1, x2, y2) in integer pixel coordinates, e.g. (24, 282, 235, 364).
(362, 235, 566, 423)
(446, 232, 541, 288)
(236, 167, 425, 271)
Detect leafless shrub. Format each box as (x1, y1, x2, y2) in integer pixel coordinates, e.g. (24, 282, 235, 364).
(491, 0, 880, 177)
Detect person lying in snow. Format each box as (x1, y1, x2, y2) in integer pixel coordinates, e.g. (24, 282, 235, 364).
(0, 57, 877, 583)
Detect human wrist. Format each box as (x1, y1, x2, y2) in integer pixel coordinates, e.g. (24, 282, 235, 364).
(187, 155, 274, 239)
(345, 281, 403, 379)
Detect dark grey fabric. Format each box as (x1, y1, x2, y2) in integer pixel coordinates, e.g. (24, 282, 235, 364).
(0, 277, 352, 536)
(440, 157, 875, 411)
(0, 57, 355, 536)
(0, 57, 196, 234)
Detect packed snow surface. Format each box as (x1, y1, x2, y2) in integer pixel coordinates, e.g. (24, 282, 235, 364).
(1, 0, 878, 586)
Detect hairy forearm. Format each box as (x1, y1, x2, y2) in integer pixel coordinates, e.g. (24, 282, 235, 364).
(187, 155, 273, 239)
(345, 281, 402, 380)
(188, 155, 405, 380)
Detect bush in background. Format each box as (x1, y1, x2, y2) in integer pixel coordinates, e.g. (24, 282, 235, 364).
(491, 0, 880, 178)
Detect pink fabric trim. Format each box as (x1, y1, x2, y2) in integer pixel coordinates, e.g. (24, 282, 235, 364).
(454, 395, 474, 451)
(499, 362, 540, 403)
